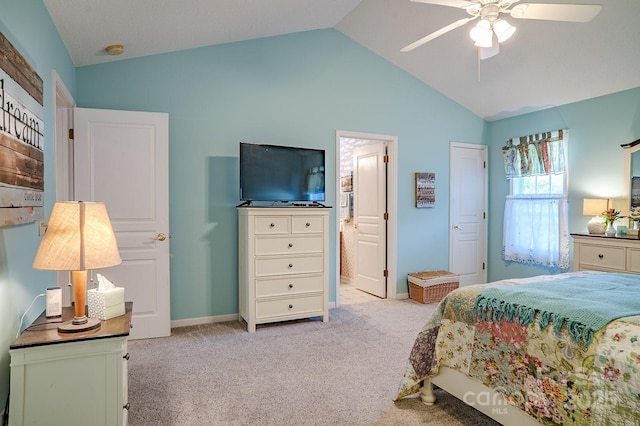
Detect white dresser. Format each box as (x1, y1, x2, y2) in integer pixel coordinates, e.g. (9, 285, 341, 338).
(572, 233, 640, 274)
(238, 207, 330, 332)
(9, 302, 132, 426)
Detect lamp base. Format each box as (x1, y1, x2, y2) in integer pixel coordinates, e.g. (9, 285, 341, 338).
(58, 316, 101, 333)
(587, 216, 605, 234)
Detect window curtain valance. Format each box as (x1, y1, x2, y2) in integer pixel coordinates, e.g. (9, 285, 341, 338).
(502, 129, 566, 179)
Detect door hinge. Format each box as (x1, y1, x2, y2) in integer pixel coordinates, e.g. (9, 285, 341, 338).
(482, 262, 486, 270)
(68, 128, 74, 140)
(383, 212, 389, 220)
(483, 161, 486, 168)
(383, 155, 389, 163)
(483, 212, 486, 219)
(383, 269, 388, 277)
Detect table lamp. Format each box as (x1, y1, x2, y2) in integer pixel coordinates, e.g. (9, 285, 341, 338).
(33, 201, 122, 333)
(583, 198, 609, 234)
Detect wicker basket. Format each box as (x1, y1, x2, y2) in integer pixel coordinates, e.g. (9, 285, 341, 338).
(407, 270, 460, 304)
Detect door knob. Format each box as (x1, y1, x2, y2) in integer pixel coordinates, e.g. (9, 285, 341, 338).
(453, 225, 461, 230)
(152, 233, 167, 241)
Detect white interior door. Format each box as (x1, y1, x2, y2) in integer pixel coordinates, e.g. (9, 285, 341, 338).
(353, 143, 386, 298)
(74, 107, 170, 339)
(449, 142, 487, 286)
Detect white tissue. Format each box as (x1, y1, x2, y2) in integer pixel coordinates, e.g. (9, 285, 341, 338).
(88, 274, 125, 320)
(97, 273, 116, 291)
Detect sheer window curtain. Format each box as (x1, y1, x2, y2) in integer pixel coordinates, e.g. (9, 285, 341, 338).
(502, 130, 569, 270)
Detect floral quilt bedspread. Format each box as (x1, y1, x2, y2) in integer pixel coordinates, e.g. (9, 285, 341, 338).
(396, 271, 640, 425)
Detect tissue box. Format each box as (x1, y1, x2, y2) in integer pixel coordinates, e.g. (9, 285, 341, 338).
(87, 287, 125, 320)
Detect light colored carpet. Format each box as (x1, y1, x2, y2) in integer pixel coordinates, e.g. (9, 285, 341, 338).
(127, 295, 500, 425)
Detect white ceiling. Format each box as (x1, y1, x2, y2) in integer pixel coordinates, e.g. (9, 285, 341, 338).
(43, 0, 640, 121)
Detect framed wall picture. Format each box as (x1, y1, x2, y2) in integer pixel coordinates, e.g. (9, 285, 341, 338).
(415, 172, 435, 208)
(340, 174, 352, 192)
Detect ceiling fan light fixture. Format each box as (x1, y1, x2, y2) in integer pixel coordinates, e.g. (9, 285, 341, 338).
(470, 19, 492, 48)
(493, 19, 516, 43)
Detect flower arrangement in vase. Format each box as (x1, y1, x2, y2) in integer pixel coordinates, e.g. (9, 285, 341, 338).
(602, 208, 624, 237)
(630, 207, 640, 231)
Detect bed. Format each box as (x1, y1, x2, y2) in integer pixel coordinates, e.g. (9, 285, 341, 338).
(395, 271, 640, 426)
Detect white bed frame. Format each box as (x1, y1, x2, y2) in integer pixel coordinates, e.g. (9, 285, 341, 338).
(420, 367, 540, 426)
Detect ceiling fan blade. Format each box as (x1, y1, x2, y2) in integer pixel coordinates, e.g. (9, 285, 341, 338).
(401, 17, 476, 52)
(510, 3, 602, 23)
(479, 42, 499, 60)
(410, 0, 477, 8)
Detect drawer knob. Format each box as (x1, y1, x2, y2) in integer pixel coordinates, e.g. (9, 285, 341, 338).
(306, 222, 311, 227)
(270, 223, 275, 228)
(288, 263, 293, 268)
(289, 304, 293, 309)
(288, 243, 293, 248)
(598, 254, 604, 259)
(288, 284, 293, 289)
(124, 403, 130, 410)
(123, 352, 130, 360)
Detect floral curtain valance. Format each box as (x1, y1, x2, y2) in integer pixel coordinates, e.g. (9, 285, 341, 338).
(502, 129, 566, 179)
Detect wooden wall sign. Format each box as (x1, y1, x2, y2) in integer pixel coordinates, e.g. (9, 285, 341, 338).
(415, 172, 435, 208)
(0, 32, 44, 226)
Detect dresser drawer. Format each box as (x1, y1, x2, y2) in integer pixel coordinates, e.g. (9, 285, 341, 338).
(256, 275, 323, 298)
(292, 216, 323, 234)
(579, 244, 626, 270)
(255, 216, 290, 234)
(255, 255, 323, 277)
(256, 295, 323, 319)
(627, 248, 640, 273)
(255, 235, 323, 256)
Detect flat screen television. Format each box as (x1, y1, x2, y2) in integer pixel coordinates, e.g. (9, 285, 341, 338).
(239, 142, 325, 203)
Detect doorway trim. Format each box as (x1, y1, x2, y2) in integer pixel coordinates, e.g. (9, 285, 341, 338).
(52, 70, 75, 305)
(335, 130, 397, 307)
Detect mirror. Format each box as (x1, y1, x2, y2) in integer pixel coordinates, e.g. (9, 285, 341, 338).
(622, 138, 640, 213)
(632, 151, 640, 208)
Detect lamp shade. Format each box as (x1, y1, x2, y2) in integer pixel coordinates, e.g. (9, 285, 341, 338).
(583, 198, 609, 216)
(493, 19, 516, 43)
(33, 201, 122, 271)
(470, 19, 493, 48)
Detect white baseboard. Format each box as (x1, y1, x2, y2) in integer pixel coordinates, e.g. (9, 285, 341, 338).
(396, 292, 409, 300)
(171, 303, 338, 329)
(171, 313, 239, 329)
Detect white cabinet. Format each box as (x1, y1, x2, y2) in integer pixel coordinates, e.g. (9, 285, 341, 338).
(238, 207, 330, 332)
(572, 234, 640, 273)
(9, 303, 132, 426)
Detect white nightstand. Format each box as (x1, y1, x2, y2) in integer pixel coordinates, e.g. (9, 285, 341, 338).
(9, 302, 132, 426)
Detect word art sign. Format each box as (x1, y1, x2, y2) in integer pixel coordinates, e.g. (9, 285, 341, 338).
(415, 172, 435, 208)
(0, 32, 44, 226)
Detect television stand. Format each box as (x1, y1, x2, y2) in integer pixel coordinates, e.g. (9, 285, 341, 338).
(237, 200, 252, 207)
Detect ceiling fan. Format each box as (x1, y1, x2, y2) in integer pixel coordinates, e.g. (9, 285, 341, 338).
(401, 0, 602, 60)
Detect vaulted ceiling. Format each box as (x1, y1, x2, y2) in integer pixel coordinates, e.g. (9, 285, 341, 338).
(43, 0, 640, 121)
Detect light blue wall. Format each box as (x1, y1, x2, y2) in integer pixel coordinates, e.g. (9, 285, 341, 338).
(486, 87, 640, 281)
(76, 29, 487, 321)
(0, 0, 76, 413)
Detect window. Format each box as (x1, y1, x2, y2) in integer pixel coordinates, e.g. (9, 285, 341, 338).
(502, 130, 569, 269)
